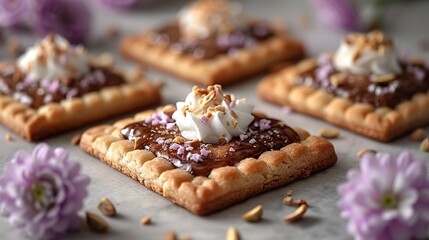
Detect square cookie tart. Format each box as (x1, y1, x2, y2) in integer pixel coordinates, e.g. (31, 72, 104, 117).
(258, 31, 429, 142)
(0, 34, 161, 141)
(120, 0, 304, 86)
(80, 85, 337, 215)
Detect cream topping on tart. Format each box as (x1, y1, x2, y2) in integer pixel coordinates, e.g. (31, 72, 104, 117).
(172, 85, 254, 144)
(178, 0, 246, 40)
(17, 34, 89, 82)
(333, 30, 402, 76)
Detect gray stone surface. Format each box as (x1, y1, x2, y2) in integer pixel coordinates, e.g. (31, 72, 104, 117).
(0, 0, 429, 239)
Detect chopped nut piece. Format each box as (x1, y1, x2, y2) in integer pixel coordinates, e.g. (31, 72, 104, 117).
(134, 137, 143, 150)
(5, 133, 12, 141)
(165, 230, 177, 240)
(98, 197, 116, 217)
(319, 128, 340, 139)
(286, 189, 294, 196)
(410, 128, 426, 142)
(373, 74, 395, 84)
(284, 203, 308, 222)
(173, 136, 185, 143)
(356, 148, 377, 158)
(419, 138, 429, 152)
(226, 227, 240, 240)
(70, 133, 81, 145)
(283, 196, 293, 206)
(242, 205, 263, 222)
(140, 216, 151, 225)
(86, 211, 109, 233)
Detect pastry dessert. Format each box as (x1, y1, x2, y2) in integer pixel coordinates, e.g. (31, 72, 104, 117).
(120, 0, 304, 86)
(80, 85, 337, 215)
(258, 31, 429, 142)
(0, 34, 161, 141)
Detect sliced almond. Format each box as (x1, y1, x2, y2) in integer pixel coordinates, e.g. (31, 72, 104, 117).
(319, 128, 340, 139)
(173, 136, 185, 144)
(134, 137, 143, 150)
(140, 216, 151, 225)
(420, 138, 429, 152)
(373, 73, 395, 84)
(86, 211, 109, 233)
(242, 205, 263, 222)
(98, 197, 116, 217)
(410, 128, 426, 142)
(283, 197, 293, 206)
(356, 148, 377, 158)
(226, 227, 240, 240)
(165, 230, 177, 240)
(284, 203, 308, 222)
(286, 189, 294, 196)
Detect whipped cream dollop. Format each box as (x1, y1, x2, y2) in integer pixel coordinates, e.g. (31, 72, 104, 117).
(172, 85, 254, 144)
(17, 34, 89, 81)
(333, 31, 402, 75)
(178, 0, 245, 40)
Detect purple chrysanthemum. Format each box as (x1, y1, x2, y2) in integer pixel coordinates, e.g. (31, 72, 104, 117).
(98, 0, 138, 9)
(338, 152, 429, 240)
(311, 0, 362, 31)
(0, 0, 31, 27)
(0, 143, 90, 240)
(34, 0, 91, 44)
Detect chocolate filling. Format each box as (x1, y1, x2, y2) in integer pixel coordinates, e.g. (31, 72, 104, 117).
(121, 112, 299, 176)
(147, 21, 274, 59)
(296, 58, 429, 108)
(0, 64, 126, 109)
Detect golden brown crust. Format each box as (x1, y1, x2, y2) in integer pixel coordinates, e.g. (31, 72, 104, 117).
(257, 63, 429, 142)
(0, 71, 161, 141)
(120, 26, 305, 86)
(80, 105, 337, 215)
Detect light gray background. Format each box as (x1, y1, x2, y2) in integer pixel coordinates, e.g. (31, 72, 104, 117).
(1, 0, 429, 239)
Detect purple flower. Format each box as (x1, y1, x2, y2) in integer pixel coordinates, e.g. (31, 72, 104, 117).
(0, 0, 30, 28)
(338, 152, 429, 240)
(311, 0, 362, 31)
(34, 0, 92, 44)
(0, 143, 90, 240)
(98, 0, 138, 9)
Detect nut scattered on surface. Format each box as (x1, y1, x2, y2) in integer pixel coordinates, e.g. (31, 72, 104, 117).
(140, 216, 151, 225)
(283, 196, 293, 206)
(86, 211, 109, 233)
(165, 230, 177, 240)
(286, 189, 294, 196)
(356, 148, 377, 158)
(70, 133, 81, 145)
(284, 203, 308, 222)
(319, 128, 340, 139)
(97, 197, 116, 217)
(409, 128, 426, 142)
(242, 205, 263, 222)
(419, 138, 429, 152)
(226, 227, 240, 240)
(5, 133, 12, 141)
